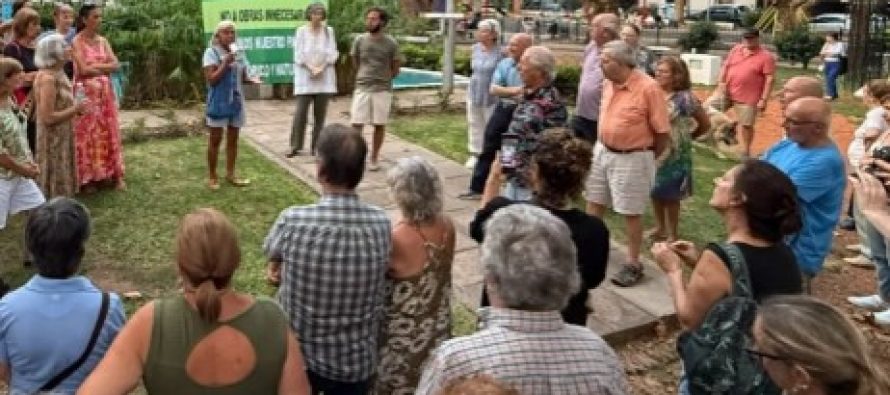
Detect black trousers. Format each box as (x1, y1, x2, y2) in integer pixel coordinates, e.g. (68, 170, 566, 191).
(469, 101, 517, 193)
(570, 115, 598, 145)
(308, 370, 370, 395)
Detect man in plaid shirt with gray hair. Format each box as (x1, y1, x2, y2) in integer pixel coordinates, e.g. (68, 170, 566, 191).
(264, 124, 391, 394)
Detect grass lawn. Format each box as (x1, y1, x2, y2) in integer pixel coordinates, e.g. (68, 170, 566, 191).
(390, 112, 737, 249)
(0, 136, 317, 304)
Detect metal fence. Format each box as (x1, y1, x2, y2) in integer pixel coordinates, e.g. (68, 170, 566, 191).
(846, 0, 890, 88)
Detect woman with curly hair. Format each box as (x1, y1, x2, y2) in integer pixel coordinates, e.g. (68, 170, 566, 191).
(470, 127, 609, 325)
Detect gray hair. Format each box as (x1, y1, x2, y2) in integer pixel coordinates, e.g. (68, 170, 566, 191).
(386, 156, 443, 223)
(35, 33, 67, 69)
(211, 20, 236, 47)
(522, 45, 557, 83)
(478, 18, 501, 41)
(602, 39, 637, 68)
(482, 204, 580, 311)
(592, 13, 620, 40)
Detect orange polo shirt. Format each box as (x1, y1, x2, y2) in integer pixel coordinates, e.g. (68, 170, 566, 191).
(598, 70, 671, 150)
(722, 44, 776, 106)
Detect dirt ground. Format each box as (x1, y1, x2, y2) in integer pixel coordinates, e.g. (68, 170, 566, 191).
(617, 94, 888, 394)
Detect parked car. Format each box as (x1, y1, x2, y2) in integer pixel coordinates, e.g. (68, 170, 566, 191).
(687, 5, 752, 26)
(808, 13, 889, 34)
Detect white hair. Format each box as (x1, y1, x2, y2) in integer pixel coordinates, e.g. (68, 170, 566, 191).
(522, 45, 557, 83)
(35, 33, 67, 69)
(602, 39, 637, 68)
(482, 204, 580, 311)
(386, 156, 443, 223)
(478, 18, 501, 41)
(211, 20, 236, 46)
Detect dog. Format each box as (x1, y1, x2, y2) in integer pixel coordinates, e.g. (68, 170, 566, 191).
(697, 91, 738, 147)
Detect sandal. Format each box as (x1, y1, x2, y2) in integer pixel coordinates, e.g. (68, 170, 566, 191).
(226, 177, 251, 187)
(611, 264, 644, 287)
(208, 178, 220, 190)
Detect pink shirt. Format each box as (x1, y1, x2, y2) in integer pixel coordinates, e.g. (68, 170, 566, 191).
(598, 70, 671, 150)
(722, 44, 776, 106)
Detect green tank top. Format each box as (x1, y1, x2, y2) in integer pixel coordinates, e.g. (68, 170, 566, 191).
(142, 296, 288, 394)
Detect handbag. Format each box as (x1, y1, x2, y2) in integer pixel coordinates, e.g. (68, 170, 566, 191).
(39, 292, 110, 391)
(205, 48, 242, 119)
(677, 243, 780, 395)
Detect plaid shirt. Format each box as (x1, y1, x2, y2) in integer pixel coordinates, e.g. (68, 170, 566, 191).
(263, 193, 392, 382)
(415, 307, 629, 395)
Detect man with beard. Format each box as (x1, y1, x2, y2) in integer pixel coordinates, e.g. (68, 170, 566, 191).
(350, 6, 403, 172)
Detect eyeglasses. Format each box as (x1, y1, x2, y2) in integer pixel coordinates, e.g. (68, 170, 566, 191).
(745, 347, 786, 363)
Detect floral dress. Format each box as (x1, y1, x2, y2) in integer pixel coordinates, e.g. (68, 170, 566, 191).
(34, 70, 77, 197)
(652, 90, 700, 201)
(373, 224, 452, 395)
(73, 36, 124, 186)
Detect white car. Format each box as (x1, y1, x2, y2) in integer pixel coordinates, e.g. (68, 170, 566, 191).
(808, 13, 849, 33)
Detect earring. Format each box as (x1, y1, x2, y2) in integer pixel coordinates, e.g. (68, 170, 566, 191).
(789, 383, 809, 394)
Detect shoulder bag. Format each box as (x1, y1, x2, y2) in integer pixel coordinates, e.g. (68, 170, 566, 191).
(39, 292, 110, 391)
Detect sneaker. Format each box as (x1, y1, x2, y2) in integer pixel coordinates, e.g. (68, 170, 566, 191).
(848, 294, 889, 311)
(457, 191, 482, 201)
(846, 243, 863, 253)
(844, 255, 874, 269)
(611, 264, 644, 287)
(838, 217, 856, 231)
(465, 156, 478, 169)
(874, 309, 890, 326)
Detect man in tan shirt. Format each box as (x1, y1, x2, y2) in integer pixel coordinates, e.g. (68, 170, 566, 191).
(585, 40, 671, 287)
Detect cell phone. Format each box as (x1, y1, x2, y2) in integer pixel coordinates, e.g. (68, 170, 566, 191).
(501, 132, 519, 175)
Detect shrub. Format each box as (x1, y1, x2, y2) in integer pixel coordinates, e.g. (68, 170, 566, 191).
(404, 43, 444, 70)
(677, 21, 719, 52)
(554, 64, 581, 101)
(774, 24, 824, 69)
(741, 8, 762, 28)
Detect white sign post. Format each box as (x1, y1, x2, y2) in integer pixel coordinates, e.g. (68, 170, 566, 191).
(422, 12, 465, 96)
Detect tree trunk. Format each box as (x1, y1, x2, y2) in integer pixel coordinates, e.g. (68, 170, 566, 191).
(400, 0, 435, 16)
(676, 0, 686, 25)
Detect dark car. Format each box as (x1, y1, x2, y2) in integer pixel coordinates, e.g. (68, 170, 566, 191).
(687, 5, 752, 26)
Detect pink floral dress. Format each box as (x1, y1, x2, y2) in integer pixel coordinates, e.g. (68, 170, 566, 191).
(73, 36, 124, 186)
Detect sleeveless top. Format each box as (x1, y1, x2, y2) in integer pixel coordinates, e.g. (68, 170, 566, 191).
(142, 296, 288, 394)
(372, 221, 453, 395)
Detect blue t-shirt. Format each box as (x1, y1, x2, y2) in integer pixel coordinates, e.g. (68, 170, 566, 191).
(0, 276, 126, 394)
(491, 57, 522, 104)
(762, 139, 845, 275)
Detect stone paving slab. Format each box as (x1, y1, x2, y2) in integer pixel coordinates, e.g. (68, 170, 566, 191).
(120, 93, 676, 343)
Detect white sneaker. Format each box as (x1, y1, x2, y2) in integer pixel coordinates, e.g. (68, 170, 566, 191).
(844, 255, 874, 268)
(848, 295, 889, 311)
(845, 244, 863, 253)
(464, 156, 478, 169)
(874, 309, 890, 326)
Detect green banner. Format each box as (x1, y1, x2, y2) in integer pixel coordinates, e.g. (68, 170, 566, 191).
(201, 0, 328, 84)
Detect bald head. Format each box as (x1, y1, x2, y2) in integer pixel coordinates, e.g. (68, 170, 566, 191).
(785, 97, 832, 146)
(590, 13, 619, 45)
(779, 76, 824, 110)
(507, 33, 533, 61)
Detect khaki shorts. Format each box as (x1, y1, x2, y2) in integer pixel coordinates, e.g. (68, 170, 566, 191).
(584, 143, 656, 216)
(350, 89, 393, 126)
(732, 102, 757, 127)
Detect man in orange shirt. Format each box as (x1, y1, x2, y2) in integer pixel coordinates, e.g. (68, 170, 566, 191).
(718, 28, 776, 157)
(585, 40, 671, 287)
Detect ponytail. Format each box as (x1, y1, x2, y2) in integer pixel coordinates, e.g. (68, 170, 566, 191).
(193, 279, 223, 322)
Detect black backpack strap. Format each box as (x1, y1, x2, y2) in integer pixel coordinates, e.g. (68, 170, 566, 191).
(717, 242, 755, 300)
(40, 292, 110, 391)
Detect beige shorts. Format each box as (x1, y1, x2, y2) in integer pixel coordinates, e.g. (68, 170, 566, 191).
(732, 102, 757, 127)
(350, 89, 393, 126)
(584, 143, 656, 215)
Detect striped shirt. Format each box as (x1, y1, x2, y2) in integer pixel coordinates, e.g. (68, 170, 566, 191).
(415, 307, 629, 395)
(263, 193, 392, 382)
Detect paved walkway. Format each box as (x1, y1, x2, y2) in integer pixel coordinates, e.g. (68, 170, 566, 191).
(120, 93, 676, 342)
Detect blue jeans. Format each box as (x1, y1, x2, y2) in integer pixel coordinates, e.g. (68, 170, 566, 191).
(824, 60, 841, 99)
(864, 218, 890, 301)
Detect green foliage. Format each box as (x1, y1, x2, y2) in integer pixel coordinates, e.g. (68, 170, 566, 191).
(774, 24, 824, 69)
(677, 21, 719, 51)
(403, 43, 443, 70)
(741, 8, 762, 28)
(554, 64, 581, 100)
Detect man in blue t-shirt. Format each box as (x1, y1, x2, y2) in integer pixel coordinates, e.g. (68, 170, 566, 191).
(763, 97, 845, 288)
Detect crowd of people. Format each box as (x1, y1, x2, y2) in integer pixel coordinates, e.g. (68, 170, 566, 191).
(0, 1, 125, 260)
(0, 2, 888, 395)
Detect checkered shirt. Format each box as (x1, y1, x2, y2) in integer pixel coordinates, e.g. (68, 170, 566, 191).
(263, 193, 392, 382)
(415, 307, 629, 395)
